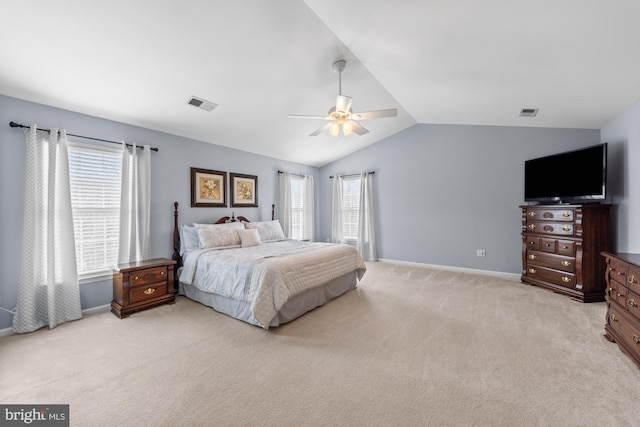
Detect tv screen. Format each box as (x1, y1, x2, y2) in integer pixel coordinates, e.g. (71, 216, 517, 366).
(524, 143, 607, 203)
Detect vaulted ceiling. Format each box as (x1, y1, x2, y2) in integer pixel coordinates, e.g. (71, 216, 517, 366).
(2, 1, 639, 167)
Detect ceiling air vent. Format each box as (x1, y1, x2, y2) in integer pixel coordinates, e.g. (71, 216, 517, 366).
(519, 108, 539, 117)
(187, 96, 217, 112)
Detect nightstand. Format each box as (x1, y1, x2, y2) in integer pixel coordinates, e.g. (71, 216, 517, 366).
(111, 258, 176, 318)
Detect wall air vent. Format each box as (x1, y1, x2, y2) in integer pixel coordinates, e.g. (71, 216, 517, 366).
(187, 96, 217, 112)
(519, 108, 539, 117)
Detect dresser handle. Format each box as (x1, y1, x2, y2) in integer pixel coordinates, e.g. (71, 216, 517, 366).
(562, 245, 569, 249)
(528, 254, 536, 260)
(160, 271, 165, 276)
(629, 299, 637, 308)
(561, 277, 570, 283)
(143, 288, 155, 295)
(528, 268, 536, 274)
(528, 211, 536, 218)
(562, 212, 571, 217)
(134, 276, 139, 280)
(629, 275, 638, 284)
(562, 226, 571, 232)
(528, 224, 536, 230)
(545, 243, 552, 247)
(561, 261, 571, 267)
(609, 267, 613, 271)
(529, 241, 535, 245)
(609, 287, 615, 292)
(610, 314, 618, 322)
(633, 335, 640, 344)
(617, 293, 625, 298)
(618, 271, 625, 277)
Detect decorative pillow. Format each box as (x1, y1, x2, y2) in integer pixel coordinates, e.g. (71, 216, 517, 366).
(179, 225, 200, 257)
(195, 222, 244, 248)
(245, 220, 285, 241)
(238, 228, 261, 248)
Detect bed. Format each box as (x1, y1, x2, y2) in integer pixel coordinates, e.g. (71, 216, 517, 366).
(171, 202, 366, 328)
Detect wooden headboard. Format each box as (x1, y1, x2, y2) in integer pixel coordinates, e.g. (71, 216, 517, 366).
(171, 202, 275, 286)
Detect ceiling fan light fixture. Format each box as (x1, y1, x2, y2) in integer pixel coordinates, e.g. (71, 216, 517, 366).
(329, 121, 341, 137)
(342, 120, 354, 136)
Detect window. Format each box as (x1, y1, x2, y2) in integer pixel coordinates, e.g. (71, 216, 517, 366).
(67, 142, 122, 280)
(342, 177, 360, 241)
(290, 175, 304, 240)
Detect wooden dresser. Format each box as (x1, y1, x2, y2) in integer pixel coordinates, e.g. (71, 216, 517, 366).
(111, 258, 176, 318)
(520, 204, 610, 302)
(602, 252, 640, 367)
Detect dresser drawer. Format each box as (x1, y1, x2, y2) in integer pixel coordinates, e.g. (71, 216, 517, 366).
(526, 208, 574, 222)
(527, 251, 575, 273)
(627, 289, 640, 318)
(557, 240, 575, 256)
(130, 282, 168, 304)
(614, 283, 628, 308)
(526, 221, 575, 236)
(628, 265, 640, 295)
(525, 265, 575, 288)
(607, 303, 640, 362)
(128, 266, 168, 287)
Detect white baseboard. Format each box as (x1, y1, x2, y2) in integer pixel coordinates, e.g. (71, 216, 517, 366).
(377, 258, 521, 281)
(0, 303, 111, 338)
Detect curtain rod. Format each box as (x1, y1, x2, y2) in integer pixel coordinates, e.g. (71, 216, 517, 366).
(277, 170, 306, 178)
(330, 171, 375, 179)
(9, 121, 159, 152)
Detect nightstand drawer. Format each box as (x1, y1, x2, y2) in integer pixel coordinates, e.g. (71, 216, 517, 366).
(130, 282, 168, 304)
(129, 266, 168, 287)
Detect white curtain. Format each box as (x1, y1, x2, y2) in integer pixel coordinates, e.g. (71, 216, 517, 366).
(301, 175, 314, 241)
(13, 126, 82, 333)
(278, 172, 292, 238)
(118, 143, 151, 264)
(357, 172, 378, 261)
(331, 174, 344, 243)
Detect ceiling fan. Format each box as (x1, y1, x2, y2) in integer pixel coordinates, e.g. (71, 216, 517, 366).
(288, 60, 397, 137)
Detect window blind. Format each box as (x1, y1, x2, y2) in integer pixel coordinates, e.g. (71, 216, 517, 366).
(68, 142, 122, 279)
(342, 177, 360, 240)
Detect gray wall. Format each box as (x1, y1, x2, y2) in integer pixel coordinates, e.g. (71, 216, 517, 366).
(319, 124, 602, 273)
(601, 98, 640, 253)
(0, 95, 318, 330)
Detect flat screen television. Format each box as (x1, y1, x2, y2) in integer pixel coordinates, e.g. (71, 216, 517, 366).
(524, 143, 607, 203)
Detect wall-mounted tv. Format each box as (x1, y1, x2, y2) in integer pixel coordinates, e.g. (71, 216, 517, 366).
(524, 143, 607, 203)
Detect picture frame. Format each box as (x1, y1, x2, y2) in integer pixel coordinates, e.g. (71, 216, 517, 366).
(191, 168, 227, 207)
(230, 173, 258, 207)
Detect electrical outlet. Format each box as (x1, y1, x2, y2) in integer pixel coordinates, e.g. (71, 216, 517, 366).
(477, 249, 486, 257)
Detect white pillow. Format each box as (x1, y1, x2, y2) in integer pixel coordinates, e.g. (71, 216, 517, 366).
(238, 228, 261, 248)
(245, 220, 285, 241)
(195, 222, 244, 248)
(179, 224, 200, 257)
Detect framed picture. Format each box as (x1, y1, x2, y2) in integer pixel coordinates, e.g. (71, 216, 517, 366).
(191, 168, 227, 207)
(230, 173, 258, 207)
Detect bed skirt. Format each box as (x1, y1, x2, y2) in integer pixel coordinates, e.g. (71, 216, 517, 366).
(179, 270, 358, 328)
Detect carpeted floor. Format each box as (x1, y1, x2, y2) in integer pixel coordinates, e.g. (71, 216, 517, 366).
(1, 261, 639, 426)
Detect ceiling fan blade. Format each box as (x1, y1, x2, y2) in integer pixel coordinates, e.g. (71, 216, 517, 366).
(288, 114, 331, 120)
(336, 95, 352, 114)
(351, 121, 369, 136)
(351, 108, 397, 120)
(309, 122, 332, 136)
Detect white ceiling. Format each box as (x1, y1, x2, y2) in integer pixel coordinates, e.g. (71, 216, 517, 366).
(2, 1, 640, 167)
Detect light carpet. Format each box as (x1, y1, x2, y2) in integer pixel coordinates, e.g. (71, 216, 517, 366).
(1, 261, 639, 426)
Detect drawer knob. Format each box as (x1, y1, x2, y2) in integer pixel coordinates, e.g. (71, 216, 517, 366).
(528, 254, 536, 260)
(633, 335, 640, 344)
(562, 245, 569, 249)
(528, 224, 536, 230)
(134, 276, 139, 280)
(562, 226, 571, 232)
(617, 293, 625, 298)
(610, 314, 618, 322)
(629, 275, 638, 284)
(143, 288, 156, 295)
(528, 268, 536, 274)
(529, 241, 535, 245)
(528, 211, 536, 218)
(609, 287, 615, 292)
(161, 271, 165, 276)
(561, 277, 570, 283)
(629, 299, 637, 308)
(561, 261, 571, 267)
(562, 212, 571, 217)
